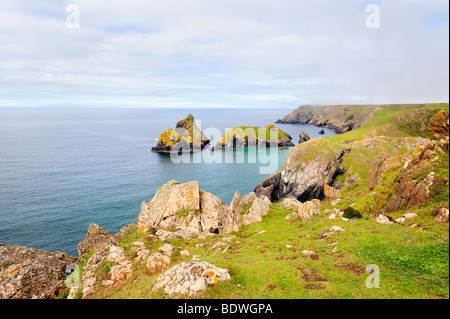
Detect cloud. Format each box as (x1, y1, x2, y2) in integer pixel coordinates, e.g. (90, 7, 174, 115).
(0, 0, 448, 108)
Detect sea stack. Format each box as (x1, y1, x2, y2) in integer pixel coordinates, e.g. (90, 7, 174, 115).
(298, 130, 310, 144)
(213, 123, 294, 151)
(151, 114, 210, 153)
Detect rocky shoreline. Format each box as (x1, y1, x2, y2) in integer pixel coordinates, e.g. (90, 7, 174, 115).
(1, 105, 448, 299)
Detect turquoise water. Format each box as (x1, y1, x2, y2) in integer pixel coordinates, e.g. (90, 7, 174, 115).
(0, 108, 335, 255)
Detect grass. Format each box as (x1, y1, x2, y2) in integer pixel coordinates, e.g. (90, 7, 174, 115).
(87, 202, 448, 299)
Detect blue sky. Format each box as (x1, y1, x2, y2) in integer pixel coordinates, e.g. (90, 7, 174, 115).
(0, 0, 448, 108)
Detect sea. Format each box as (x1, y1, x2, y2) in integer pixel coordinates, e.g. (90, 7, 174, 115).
(0, 108, 335, 256)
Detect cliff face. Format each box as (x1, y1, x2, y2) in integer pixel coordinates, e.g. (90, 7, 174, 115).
(213, 124, 294, 151)
(257, 105, 449, 206)
(276, 104, 381, 133)
(151, 114, 210, 153)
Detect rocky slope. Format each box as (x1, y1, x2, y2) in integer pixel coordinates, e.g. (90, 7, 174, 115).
(213, 123, 294, 151)
(275, 104, 381, 133)
(151, 114, 210, 153)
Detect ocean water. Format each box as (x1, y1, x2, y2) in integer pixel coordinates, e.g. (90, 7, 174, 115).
(0, 108, 335, 256)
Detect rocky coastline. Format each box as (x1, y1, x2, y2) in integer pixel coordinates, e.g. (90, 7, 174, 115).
(1, 105, 448, 299)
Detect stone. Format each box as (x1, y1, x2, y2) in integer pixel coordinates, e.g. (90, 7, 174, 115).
(158, 243, 174, 257)
(434, 207, 449, 224)
(0, 245, 77, 299)
(408, 182, 429, 207)
(376, 214, 393, 225)
(180, 250, 190, 257)
(324, 184, 341, 201)
(241, 196, 271, 226)
(147, 252, 171, 276)
(301, 250, 315, 255)
(152, 261, 231, 297)
(329, 226, 345, 232)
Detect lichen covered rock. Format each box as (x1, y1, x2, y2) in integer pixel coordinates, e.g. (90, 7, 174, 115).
(152, 261, 231, 297)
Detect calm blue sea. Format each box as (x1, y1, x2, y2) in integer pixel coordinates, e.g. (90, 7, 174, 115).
(0, 108, 334, 255)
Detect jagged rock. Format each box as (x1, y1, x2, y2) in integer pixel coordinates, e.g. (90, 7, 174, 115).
(152, 261, 231, 297)
(241, 196, 271, 226)
(324, 184, 341, 201)
(151, 114, 210, 153)
(200, 191, 239, 234)
(408, 182, 429, 207)
(368, 152, 401, 190)
(434, 207, 449, 224)
(254, 172, 281, 201)
(0, 245, 77, 299)
(77, 223, 117, 258)
(139, 181, 242, 237)
(298, 131, 310, 144)
(428, 110, 449, 140)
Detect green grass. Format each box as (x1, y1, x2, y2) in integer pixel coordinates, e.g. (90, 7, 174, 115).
(89, 202, 448, 299)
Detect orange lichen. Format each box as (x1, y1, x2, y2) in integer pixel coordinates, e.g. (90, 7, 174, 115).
(8, 266, 20, 275)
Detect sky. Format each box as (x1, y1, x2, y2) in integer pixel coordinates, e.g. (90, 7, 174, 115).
(0, 0, 448, 109)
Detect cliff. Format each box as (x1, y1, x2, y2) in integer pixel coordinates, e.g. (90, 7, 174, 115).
(213, 123, 294, 151)
(276, 104, 384, 133)
(151, 114, 210, 153)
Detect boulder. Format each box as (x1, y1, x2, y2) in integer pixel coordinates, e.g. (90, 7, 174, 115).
(434, 207, 449, 224)
(147, 252, 171, 276)
(241, 196, 271, 226)
(0, 245, 77, 299)
(376, 214, 393, 225)
(324, 184, 341, 201)
(152, 261, 231, 297)
(298, 131, 310, 144)
(408, 182, 429, 207)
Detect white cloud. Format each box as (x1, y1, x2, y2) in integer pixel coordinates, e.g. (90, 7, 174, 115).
(0, 0, 448, 108)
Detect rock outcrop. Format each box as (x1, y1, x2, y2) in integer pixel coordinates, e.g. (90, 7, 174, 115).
(151, 114, 210, 153)
(254, 139, 349, 202)
(152, 261, 231, 297)
(0, 245, 77, 299)
(368, 152, 401, 190)
(428, 110, 449, 140)
(298, 131, 310, 144)
(138, 180, 267, 238)
(213, 124, 294, 151)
